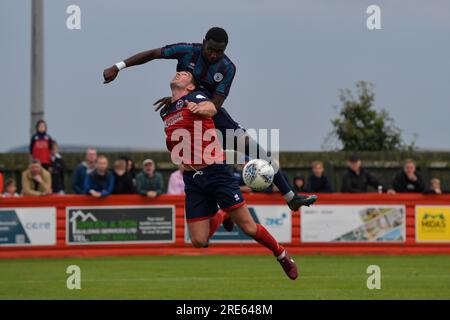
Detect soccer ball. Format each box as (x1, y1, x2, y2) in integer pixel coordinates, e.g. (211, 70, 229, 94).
(242, 159, 275, 191)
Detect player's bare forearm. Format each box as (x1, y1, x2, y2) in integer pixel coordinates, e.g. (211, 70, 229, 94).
(103, 48, 163, 84)
(123, 48, 163, 67)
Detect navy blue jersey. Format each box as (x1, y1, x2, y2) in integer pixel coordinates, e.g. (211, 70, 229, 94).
(161, 43, 236, 99)
(159, 90, 210, 119)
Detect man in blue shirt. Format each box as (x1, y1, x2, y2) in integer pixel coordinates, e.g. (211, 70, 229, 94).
(103, 27, 316, 211)
(84, 155, 114, 198)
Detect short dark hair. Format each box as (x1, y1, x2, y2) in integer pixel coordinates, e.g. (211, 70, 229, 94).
(5, 178, 16, 188)
(35, 119, 46, 131)
(186, 71, 200, 90)
(348, 154, 360, 163)
(205, 27, 228, 45)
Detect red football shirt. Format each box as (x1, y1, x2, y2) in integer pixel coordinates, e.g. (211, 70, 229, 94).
(161, 91, 224, 166)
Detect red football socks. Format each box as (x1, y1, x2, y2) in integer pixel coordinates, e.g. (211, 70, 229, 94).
(208, 214, 284, 258)
(253, 224, 285, 257)
(208, 210, 226, 239)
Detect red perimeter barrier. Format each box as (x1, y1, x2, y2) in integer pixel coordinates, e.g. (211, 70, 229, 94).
(1, 194, 450, 258)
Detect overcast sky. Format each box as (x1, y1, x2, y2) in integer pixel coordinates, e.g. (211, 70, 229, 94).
(1, 0, 449, 152)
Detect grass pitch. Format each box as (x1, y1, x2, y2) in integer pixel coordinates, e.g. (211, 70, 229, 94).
(0, 255, 449, 299)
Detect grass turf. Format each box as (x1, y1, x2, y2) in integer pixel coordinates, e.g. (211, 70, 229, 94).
(0, 255, 449, 299)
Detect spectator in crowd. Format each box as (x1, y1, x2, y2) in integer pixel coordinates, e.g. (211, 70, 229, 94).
(136, 159, 164, 198)
(424, 178, 446, 194)
(112, 159, 135, 194)
(341, 155, 386, 193)
(293, 176, 306, 193)
(29, 120, 53, 169)
(3, 179, 20, 197)
(21, 159, 52, 196)
(84, 155, 114, 198)
(392, 159, 426, 193)
(306, 161, 333, 193)
(167, 164, 185, 195)
(72, 148, 97, 194)
(49, 141, 65, 194)
(120, 156, 137, 180)
(0, 171, 3, 195)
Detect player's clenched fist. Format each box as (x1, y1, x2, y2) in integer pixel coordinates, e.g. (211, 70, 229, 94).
(103, 65, 119, 84)
(186, 101, 201, 114)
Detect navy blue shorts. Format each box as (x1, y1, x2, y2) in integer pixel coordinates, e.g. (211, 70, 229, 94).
(183, 164, 246, 222)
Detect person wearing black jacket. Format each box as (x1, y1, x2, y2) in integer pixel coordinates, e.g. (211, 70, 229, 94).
(112, 159, 135, 194)
(392, 159, 425, 193)
(293, 176, 307, 193)
(341, 155, 384, 193)
(306, 161, 333, 193)
(120, 156, 137, 180)
(49, 141, 65, 194)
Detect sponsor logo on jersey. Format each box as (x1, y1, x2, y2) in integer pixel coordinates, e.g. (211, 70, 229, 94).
(164, 112, 184, 128)
(196, 94, 206, 100)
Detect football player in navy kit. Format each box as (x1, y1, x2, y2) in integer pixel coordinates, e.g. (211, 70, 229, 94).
(103, 27, 317, 213)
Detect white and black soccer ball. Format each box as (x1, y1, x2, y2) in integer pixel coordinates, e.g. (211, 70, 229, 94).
(242, 159, 275, 191)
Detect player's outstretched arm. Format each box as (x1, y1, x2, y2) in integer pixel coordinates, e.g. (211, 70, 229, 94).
(103, 48, 163, 84)
(186, 101, 217, 118)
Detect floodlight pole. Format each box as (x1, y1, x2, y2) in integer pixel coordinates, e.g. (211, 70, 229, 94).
(30, 0, 44, 136)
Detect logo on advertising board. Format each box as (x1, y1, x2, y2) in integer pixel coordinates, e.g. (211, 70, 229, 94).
(0, 208, 56, 246)
(422, 214, 446, 231)
(185, 206, 291, 243)
(66, 206, 175, 245)
(416, 206, 450, 242)
(265, 213, 288, 227)
(301, 205, 406, 243)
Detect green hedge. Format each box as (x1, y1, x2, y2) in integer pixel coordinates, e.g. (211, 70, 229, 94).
(1, 151, 450, 193)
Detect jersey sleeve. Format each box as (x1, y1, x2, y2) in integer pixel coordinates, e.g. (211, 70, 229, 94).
(160, 43, 193, 60)
(214, 64, 236, 98)
(186, 91, 210, 104)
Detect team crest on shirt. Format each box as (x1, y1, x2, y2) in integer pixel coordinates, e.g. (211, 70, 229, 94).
(214, 73, 223, 82)
(176, 100, 184, 110)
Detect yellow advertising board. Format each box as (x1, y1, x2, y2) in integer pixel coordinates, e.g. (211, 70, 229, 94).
(416, 206, 450, 242)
